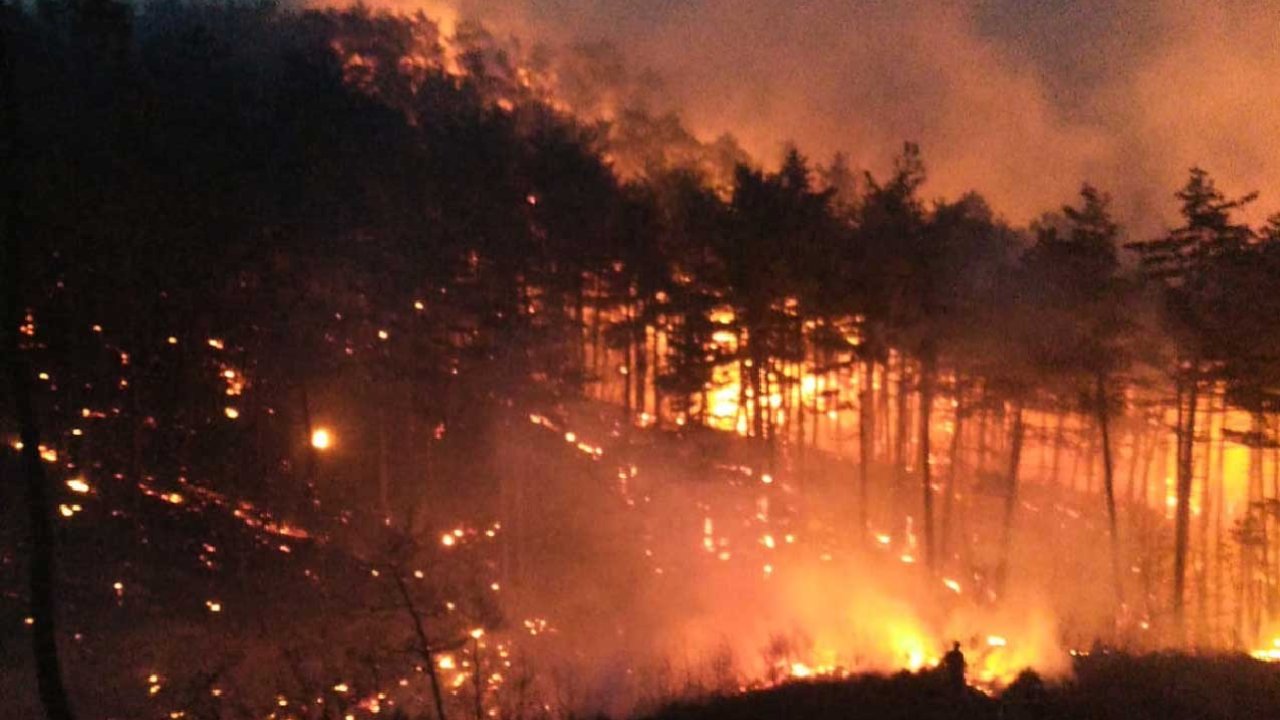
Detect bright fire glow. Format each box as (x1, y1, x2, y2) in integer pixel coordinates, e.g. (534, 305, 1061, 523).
(311, 428, 333, 450)
(1251, 638, 1280, 662)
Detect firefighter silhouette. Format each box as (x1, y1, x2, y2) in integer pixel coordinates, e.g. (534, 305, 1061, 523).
(943, 641, 966, 692)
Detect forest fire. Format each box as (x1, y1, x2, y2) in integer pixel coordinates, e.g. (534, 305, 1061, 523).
(7, 2, 1280, 720)
(509, 407, 1073, 699)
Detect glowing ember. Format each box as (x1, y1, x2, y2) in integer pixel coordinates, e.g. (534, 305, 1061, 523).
(311, 428, 333, 450)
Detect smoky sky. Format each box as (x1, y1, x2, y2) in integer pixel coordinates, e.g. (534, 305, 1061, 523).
(337, 0, 1280, 235)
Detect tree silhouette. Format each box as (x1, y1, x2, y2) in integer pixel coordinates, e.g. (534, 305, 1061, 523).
(1128, 168, 1257, 636)
(1023, 185, 1129, 605)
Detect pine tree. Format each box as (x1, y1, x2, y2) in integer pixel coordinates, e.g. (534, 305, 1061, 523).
(1127, 168, 1256, 637)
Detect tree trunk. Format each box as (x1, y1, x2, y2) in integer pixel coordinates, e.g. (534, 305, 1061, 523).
(941, 389, 964, 563)
(1270, 427, 1280, 619)
(1051, 411, 1065, 487)
(1125, 424, 1143, 504)
(1242, 411, 1266, 645)
(810, 348, 822, 451)
(743, 323, 762, 441)
(765, 361, 778, 475)
(1269, 422, 1280, 620)
(859, 357, 874, 531)
(918, 352, 935, 571)
(1141, 422, 1159, 508)
(1095, 372, 1123, 608)
(877, 360, 890, 464)
(996, 402, 1025, 596)
(1254, 409, 1274, 638)
(1196, 392, 1221, 643)
(574, 274, 586, 373)
(592, 275, 603, 385)
(749, 354, 764, 440)
(623, 300, 634, 421)
(895, 354, 910, 496)
(651, 320, 662, 426)
(1068, 427, 1083, 493)
(2, 25, 77, 714)
(1213, 401, 1226, 645)
(795, 359, 806, 471)
(1085, 424, 1097, 495)
(698, 323, 709, 426)
(976, 408, 989, 478)
(1173, 368, 1199, 638)
(633, 302, 648, 421)
(394, 574, 448, 720)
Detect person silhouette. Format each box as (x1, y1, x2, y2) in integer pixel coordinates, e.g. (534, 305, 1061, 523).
(943, 641, 966, 693)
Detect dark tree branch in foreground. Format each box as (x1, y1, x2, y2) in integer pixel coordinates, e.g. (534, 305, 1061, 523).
(1, 4, 76, 717)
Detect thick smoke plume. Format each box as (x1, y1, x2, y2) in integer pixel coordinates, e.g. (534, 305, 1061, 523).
(335, 0, 1280, 235)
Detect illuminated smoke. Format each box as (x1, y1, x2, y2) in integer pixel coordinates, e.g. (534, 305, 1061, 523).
(326, 0, 1280, 234)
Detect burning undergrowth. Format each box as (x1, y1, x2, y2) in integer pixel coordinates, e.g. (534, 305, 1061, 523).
(486, 402, 1077, 717)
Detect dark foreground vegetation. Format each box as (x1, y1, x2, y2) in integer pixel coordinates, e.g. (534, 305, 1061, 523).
(647, 654, 1280, 720)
